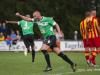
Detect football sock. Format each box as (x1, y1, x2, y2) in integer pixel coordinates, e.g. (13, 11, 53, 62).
(42, 50, 51, 67)
(32, 50, 35, 62)
(84, 50, 90, 62)
(58, 52, 74, 65)
(90, 50, 97, 65)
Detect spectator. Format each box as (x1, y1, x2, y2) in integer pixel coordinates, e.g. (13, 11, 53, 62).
(2, 23, 7, 36)
(16, 30, 21, 41)
(2, 23, 6, 32)
(5, 35, 12, 50)
(0, 23, 2, 32)
(0, 22, 1, 27)
(10, 30, 17, 45)
(0, 32, 5, 42)
(0, 22, 8, 36)
(74, 31, 78, 41)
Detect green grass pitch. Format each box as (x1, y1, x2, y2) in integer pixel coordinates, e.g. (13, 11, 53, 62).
(0, 52, 100, 75)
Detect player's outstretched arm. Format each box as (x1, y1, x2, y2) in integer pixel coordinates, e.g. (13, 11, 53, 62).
(16, 12, 32, 21)
(6, 20, 18, 24)
(54, 23, 62, 37)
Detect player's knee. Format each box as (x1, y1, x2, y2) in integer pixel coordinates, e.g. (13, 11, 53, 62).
(58, 52, 64, 56)
(32, 50, 35, 52)
(41, 50, 48, 55)
(91, 51, 97, 56)
(26, 46, 30, 49)
(31, 47, 35, 51)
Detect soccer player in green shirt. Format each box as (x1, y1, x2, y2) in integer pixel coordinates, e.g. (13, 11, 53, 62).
(6, 15, 35, 62)
(16, 11, 76, 72)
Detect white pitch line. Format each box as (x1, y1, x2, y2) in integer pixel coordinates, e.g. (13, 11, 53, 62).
(29, 68, 100, 75)
(54, 68, 100, 75)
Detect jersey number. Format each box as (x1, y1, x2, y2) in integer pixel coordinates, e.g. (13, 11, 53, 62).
(23, 22, 30, 30)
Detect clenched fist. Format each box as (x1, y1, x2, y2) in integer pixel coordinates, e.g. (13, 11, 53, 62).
(16, 12, 20, 16)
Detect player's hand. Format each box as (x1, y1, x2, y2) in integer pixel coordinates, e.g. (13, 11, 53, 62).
(16, 12, 20, 16)
(59, 33, 63, 38)
(5, 20, 8, 24)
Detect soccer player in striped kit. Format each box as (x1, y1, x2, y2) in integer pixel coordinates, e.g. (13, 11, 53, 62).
(86, 9, 100, 67)
(81, 9, 100, 67)
(80, 11, 91, 66)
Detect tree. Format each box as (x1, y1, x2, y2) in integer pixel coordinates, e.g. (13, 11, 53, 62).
(0, 0, 95, 39)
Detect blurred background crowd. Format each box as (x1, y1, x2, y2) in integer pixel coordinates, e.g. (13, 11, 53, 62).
(0, 22, 21, 45)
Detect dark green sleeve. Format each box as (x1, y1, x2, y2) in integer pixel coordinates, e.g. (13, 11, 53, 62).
(48, 18, 56, 26)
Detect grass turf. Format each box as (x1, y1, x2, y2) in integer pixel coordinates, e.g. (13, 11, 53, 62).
(0, 52, 100, 75)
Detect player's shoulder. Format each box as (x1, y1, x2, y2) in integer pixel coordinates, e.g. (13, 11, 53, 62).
(92, 17, 98, 22)
(80, 19, 85, 24)
(19, 20, 25, 22)
(92, 16, 97, 19)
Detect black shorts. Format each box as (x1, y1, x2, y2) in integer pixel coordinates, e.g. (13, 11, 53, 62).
(23, 34, 34, 48)
(12, 39, 17, 45)
(43, 35, 57, 49)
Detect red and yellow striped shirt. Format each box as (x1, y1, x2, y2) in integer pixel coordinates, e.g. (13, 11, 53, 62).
(86, 17, 99, 39)
(80, 19, 87, 39)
